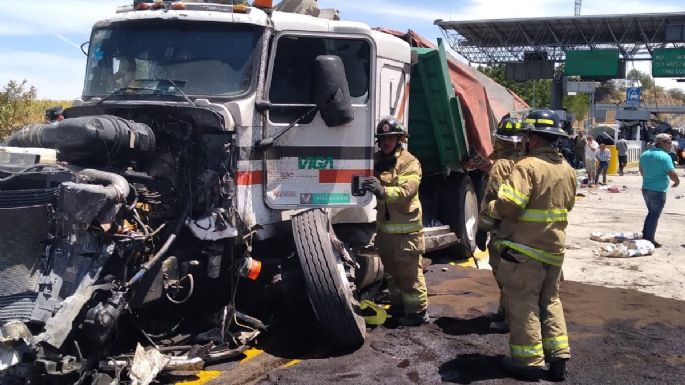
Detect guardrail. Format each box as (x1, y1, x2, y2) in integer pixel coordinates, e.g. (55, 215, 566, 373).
(627, 140, 643, 164)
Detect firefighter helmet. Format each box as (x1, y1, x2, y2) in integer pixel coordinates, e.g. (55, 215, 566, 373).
(523, 109, 567, 137)
(375, 117, 409, 137)
(496, 114, 525, 143)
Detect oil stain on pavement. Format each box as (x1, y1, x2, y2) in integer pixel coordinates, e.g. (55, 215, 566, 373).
(199, 265, 685, 385)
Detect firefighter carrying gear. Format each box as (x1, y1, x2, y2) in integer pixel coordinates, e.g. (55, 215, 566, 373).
(483, 143, 576, 368)
(371, 146, 427, 317)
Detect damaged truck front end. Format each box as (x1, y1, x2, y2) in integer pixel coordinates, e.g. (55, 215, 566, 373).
(0, 106, 261, 384)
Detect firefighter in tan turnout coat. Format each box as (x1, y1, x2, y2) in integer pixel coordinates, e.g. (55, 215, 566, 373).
(476, 114, 524, 331)
(362, 117, 428, 327)
(482, 109, 576, 381)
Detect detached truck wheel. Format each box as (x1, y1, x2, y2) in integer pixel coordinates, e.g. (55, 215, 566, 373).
(439, 174, 479, 258)
(292, 209, 366, 350)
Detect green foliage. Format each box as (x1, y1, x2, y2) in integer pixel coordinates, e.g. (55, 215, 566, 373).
(562, 94, 590, 122)
(668, 88, 685, 103)
(0, 79, 71, 140)
(477, 65, 551, 108)
(626, 69, 654, 90)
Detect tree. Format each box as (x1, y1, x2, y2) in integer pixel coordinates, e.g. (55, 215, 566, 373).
(562, 94, 590, 123)
(477, 65, 552, 108)
(668, 88, 685, 103)
(626, 69, 654, 90)
(0, 80, 37, 138)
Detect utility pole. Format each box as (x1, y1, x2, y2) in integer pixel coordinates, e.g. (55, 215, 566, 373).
(574, 0, 581, 16)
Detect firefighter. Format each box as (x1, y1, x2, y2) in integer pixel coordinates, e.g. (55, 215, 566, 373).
(362, 117, 428, 327)
(475, 114, 525, 331)
(482, 109, 576, 381)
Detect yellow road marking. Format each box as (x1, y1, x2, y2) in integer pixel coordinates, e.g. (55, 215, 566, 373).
(240, 348, 264, 363)
(280, 359, 302, 368)
(175, 370, 221, 385)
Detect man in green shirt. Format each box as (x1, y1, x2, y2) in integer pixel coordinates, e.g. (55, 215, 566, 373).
(639, 133, 680, 248)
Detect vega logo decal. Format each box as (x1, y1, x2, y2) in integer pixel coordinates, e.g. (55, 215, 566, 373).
(298, 157, 334, 170)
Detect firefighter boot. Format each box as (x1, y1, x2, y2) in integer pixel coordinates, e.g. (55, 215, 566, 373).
(386, 310, 429, 327)
(549, 358, 568, 381)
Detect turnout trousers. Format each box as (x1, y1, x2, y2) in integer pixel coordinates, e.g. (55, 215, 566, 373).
(375, 231, 428, 315)
(487, 237, 506, 316)
(496, 254, 570, 366)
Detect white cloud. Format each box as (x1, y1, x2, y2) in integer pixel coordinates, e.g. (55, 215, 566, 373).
(0, 0, 123, 36)
(0, 50, 86, 100)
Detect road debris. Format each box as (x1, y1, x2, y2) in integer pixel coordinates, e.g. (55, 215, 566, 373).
(593, 240, 655, 258)
(130, 344, 170, 385)
(590, 231, 642, 243)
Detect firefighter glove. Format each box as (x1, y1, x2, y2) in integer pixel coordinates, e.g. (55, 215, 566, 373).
(475, 230, 488, 251)
(362, 176, 385, 197)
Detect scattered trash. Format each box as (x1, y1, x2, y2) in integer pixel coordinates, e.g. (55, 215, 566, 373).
(448, 262, 456, 266)
(608, 185, 621, 193)
(130, 344, 170, 385)
(576, 192, 587, 197)
(441, 267, 448, 272)
(676, 195, 684, 199)
(590, 231, 642, 243)
(594, 240, 655, 258)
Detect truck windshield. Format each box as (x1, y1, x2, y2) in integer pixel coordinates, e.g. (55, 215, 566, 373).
(83, 21, 262, 100)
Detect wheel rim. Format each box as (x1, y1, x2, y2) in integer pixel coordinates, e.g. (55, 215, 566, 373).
(463, 188, 478, 248)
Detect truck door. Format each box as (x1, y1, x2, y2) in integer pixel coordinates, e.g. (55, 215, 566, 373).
(263, 34, 375, 209)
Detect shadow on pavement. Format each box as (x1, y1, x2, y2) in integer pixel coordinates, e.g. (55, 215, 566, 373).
(434, 316, 506, 336)
(440, 354, 554, 384)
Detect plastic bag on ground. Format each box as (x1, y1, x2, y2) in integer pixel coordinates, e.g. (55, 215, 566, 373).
(594, 240, 655, 258)
(590, 231, 642, 243)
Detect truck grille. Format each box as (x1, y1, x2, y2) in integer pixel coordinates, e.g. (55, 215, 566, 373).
(0, 205, 50, 305)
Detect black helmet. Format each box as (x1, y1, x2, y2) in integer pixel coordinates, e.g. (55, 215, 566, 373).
(496, 114, 525, 143)
(375, 117, 408, 138)
(523, 109, 567, 138)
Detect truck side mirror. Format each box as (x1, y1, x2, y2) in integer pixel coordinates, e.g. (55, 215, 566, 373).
(314, 55, 354, 127)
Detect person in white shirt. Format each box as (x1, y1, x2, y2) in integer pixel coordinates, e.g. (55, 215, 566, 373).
(585, 135, 599, 187)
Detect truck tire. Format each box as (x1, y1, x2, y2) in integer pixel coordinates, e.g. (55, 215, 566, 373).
(292, 209, 366, 350)
(439, 174, 479, 258)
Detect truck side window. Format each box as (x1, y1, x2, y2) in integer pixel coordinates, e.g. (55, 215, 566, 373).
(268, 36, 371, 123)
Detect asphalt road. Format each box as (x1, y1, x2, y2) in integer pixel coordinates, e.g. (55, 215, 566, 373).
(166, 262, 685, 385)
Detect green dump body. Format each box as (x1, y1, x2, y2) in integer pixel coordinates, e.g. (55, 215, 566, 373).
(407, 40, 469, 176)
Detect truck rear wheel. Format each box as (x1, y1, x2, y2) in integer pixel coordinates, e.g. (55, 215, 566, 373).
(439, 174, 479, 258)
(291, 209, 366, 350)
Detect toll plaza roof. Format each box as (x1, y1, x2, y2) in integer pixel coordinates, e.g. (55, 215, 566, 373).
(436, 12, 685, 64)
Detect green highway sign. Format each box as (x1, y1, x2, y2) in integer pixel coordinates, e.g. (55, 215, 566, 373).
(652, 48, 685, 78)
(564, 49, 619, 77)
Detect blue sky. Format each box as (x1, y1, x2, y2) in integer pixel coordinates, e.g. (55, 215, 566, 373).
(0, 0, 683, 99)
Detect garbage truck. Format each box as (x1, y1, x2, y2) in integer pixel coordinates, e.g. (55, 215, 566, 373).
(0, 1, 527, 383)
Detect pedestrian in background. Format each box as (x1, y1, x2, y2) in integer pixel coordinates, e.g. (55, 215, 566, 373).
(482, 110, 576, 381)
(573, 131, 586, 169)
(595, 142, 611, 185)
(639, 133, 680, 248)
(585, 135, 599, 187)
(44, 106, 64, 124)
(616, 134, 629, 175)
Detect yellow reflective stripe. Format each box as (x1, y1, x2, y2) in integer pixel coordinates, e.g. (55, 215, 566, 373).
(384, 186, 402, 202)
(397, 174, 420, 183)
(498, 184, 529, 208)
(543, 335, 569, 351)
(524, 118, 555, 126)
(496, 240, 564, 267)
(519, 208, 568, 222)
(510, 343, 544, 359)
(378, 222, 423, 234)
